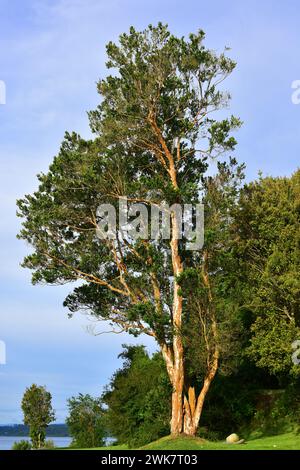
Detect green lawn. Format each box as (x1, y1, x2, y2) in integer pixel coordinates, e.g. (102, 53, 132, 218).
(141, 433, 300, 450)
(70, 432, 300, 451)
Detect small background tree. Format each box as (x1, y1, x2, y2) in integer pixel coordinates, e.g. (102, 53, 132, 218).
(21, 384, 55, 449)
(66, 394, 105, 448)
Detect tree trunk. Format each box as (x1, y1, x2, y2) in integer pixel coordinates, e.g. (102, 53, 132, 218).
(170, 335, 184, 435)
(169, 368, 218, 436)
(183, 349, 219, 436)
(169, 206, 185, 435)
(154, 137, 219, 437)
(183, 387, 197, 435)
(170, 388, 183, 435)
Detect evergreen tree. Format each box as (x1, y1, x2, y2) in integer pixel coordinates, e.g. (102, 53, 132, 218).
(17, 24, 242, 435)
(21, 384, 55, 449)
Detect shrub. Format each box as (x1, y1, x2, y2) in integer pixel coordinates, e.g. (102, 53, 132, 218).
(12, 440, 32, 450)
(42, 439, 55, 449)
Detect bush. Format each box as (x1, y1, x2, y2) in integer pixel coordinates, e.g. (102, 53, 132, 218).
(42, 439, 55, 449)
(250, 384, 300, 436)
(12, 440, 32, 450)
(199, 372, 257, 439)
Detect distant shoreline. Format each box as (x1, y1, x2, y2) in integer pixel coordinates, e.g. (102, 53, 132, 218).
(0, 424, 69, 437)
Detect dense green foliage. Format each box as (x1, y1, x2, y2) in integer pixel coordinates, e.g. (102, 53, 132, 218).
(233, 170, 300, 377)
(249, 385, 300, 436)
(66, 394, 106, 448)
(21, 384, 55, 449)
(102, 346, 171, 447)
(198, 170, 300, 435)
(102, 347, 262, 443)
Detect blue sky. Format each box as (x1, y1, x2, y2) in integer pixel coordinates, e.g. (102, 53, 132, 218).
(0, 0, 299, 424)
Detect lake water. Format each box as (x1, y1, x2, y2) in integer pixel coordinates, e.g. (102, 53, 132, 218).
(0, 436, 72, 450)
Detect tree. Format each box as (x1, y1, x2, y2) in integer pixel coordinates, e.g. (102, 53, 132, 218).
(17, 24, 242, 435)
(233, 170, 300, 378)
(102, 345, 171, 447)
(66, 394, 105, 448)
(21, 384, 55, 449)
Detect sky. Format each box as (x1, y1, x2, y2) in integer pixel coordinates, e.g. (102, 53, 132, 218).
(0, 0, 300, 424)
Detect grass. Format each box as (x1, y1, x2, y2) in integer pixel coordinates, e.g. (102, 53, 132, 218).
(69, 432, 300, 451)
(141, 433, 300, 450)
